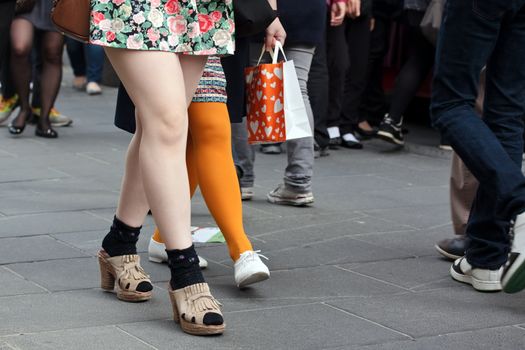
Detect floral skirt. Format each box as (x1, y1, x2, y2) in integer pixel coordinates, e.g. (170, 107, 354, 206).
(89, 0, 235, 55)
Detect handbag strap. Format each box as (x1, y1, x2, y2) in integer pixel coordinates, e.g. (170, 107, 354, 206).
(256, 41, 287, 65)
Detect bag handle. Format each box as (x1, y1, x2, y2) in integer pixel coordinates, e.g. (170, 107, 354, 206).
(256, 41, 287, 65)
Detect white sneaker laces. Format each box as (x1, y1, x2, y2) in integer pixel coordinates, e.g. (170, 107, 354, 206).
(240, 250, 269, 262)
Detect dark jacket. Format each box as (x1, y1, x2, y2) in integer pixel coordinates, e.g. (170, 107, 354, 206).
(277, 0, 327, 46)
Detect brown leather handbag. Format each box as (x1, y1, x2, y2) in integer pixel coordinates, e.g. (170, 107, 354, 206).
(51, 0, 90, 42)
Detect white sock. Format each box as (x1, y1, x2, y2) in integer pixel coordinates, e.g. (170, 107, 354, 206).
(342, 133, 359, 143)
(327, 127, 340, 139)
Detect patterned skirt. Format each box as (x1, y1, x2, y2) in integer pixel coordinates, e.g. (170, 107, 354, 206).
(89, 0, 235, 55)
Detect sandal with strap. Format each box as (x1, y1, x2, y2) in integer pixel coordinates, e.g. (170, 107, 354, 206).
(98, 250, 153, 302)
(169, 282, 225, 335)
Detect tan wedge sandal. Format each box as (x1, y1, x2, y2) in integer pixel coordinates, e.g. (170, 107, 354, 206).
(168, 282, 225, 335)
(98, 250, 153, 302)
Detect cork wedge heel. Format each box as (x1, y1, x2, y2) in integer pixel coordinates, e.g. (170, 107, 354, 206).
(98, 250, 153, 302)
(168, 283, 225, 335)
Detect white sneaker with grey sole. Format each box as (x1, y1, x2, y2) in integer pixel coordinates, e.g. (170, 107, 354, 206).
(502, 212, 525, 293)
(234, 250, 270, 288)
(267, 184, 314, 206)
(148, 237, 208, 269)
(450, 257, 502, 292)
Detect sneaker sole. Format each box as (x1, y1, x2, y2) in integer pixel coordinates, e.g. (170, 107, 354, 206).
(434, 244, 462, 261)
(267, 195, 314, 207)
(450, 264, 502, 292)
(502, 253, 525, 293)
(237, 271, 270, 288)
(376, 131, 404, 146)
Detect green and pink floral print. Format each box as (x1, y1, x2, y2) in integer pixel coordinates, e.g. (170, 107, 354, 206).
(89, 0, 235, 55)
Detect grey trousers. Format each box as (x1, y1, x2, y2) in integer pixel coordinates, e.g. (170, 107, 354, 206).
(232, 44, 316, 192)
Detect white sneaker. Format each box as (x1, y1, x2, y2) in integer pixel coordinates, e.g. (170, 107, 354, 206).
(450, 257, 502, 292)
(86, 81, 102, 95)
(147, 237, 208, 269)
(502, 212, 525, 293)
(234, 250, 270, 288)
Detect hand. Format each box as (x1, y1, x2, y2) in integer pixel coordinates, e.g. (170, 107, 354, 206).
(370, 17, 375, 31)
(346, 0, 361, 19)
(330, 1, 347, 26)
(265, 17, 287, 50)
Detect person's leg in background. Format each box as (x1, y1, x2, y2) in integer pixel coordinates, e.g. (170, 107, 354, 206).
(326, 15, 348, 149)
(31, 32, 72, 128)
(0, 0, 18, 125)
(308, 27, 331, 158)
(85, 43, 104, 95)
(377, 10, 435, 146)
(435, 152, 478, 260)
(358, 16, 389, 126)
(65, 37, 87, 90)
(435, 70, 485, 260)
(8, 17, 34, 135)
(224, 37, 256, 200)
(32, 30, 64, 138)
(339, 15, 372, 149)
(432, 0, 525, 293)
(267, 45, 316, 206)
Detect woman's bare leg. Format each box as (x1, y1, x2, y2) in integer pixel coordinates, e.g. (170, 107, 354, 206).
(105, 48, 206, 250)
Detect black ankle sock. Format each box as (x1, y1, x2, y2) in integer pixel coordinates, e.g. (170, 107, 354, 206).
(167, 245, 205, 290)
(101, 216, 141, 257)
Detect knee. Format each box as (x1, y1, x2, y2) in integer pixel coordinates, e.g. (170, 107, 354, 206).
(11, 42, 30, 58)
(142, 108, 188, 146)
(42, 49, 63, 66)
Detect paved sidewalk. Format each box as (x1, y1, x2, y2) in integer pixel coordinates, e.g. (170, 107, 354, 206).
(0, 82, 524, 350)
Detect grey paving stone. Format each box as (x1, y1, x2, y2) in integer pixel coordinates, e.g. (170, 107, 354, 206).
(356, 326, 525, 350)
(359, 204, 451, 230)
(328, 288, 525, 338)
(0, 236, 88, 264)
(0, 191, 118, 215)
(0, 211, 110, 238)
(262, 236, 412, 270)
(353, 226, 452, 258)
(254, 215, 414, 252)
(0, 326, 154, 350)
(0, 289, 170, 336)
(206, 265, 406, 301)
(119, 303, 408, 350)
(8, 257, 100, 292)
(339, 256, 452, 290)
(0, 267, 45, 297)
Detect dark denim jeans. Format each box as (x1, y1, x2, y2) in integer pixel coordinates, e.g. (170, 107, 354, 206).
(65, 38, 104, 83)
(431, 0, 525, 269)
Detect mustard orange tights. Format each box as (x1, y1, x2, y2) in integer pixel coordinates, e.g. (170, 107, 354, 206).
(152, 102, 253, 261)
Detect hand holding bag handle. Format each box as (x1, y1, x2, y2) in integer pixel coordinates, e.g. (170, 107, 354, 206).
(255, 40, 287, 66)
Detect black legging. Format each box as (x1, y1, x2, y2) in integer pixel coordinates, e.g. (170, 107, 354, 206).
(339, 15, 372, 135)
(388, 11, 435, 124)
(10, 27, 63, 129)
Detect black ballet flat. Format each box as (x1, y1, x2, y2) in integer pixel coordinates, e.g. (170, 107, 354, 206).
(7, 123, 26, 135)
(35, 126, 58, 138)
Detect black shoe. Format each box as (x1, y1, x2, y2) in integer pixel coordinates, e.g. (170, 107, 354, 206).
(8, 110, 29, 135)
(376, 115, 404, 146)
(328, 137, 341, 150)
(435, 236, 468, 261)
(340, 133, 363, 149)
(7, 123, 26, 135)
(35, 125, 58, 138)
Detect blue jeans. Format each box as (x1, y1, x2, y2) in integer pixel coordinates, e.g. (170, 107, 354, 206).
(65, 38, 104, 83)
(431, 0, 525, 269)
